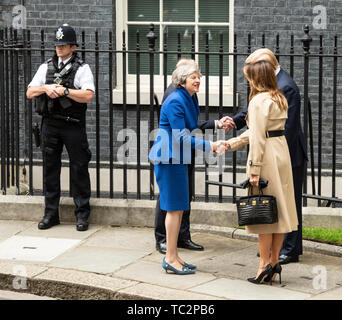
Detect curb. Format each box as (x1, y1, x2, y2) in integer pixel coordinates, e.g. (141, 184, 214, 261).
(0, 224, 341, 300)
(1, 195, 342, 230)
(190, 224, 342, 258)
(0, 265, 223, 301)
(0, 273, 147, 300)
(0, 195, 341, 259)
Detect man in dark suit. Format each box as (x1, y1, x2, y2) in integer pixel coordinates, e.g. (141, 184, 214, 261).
(225, 49, 307, 264)
(155, 58, 230, 254)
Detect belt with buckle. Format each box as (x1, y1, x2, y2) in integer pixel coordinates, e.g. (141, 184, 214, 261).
(48, 114, 80, 123)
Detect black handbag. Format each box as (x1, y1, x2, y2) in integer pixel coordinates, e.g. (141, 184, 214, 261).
(236, 178, 278, 226)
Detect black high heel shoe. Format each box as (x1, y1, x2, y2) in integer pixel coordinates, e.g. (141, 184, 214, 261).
(247, 264, 273, 284)
(264, 263, 282, 285)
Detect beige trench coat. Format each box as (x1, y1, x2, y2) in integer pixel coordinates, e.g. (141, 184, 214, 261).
(228, 92, 298, 234)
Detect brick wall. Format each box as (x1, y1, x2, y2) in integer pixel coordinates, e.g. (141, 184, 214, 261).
(0, 1, 17, 28)
(26, 0, 115, 161)
(234, 0, 342, 167)
(1, 1, 341, 169)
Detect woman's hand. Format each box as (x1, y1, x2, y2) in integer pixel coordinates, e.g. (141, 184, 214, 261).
(250, 174, 260, 187)
(224, 142, 230, 152)
(212, 140, 227, 155)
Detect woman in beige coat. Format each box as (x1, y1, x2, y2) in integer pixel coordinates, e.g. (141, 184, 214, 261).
(226, 60, 298, 284)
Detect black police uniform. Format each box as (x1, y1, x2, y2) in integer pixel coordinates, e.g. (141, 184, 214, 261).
(37, 25, 92, 230)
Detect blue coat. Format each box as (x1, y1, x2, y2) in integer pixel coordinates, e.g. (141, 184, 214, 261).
(149, 87, 211, 164)
(162, 84, 216, 131)
(232, 68, 307, 168)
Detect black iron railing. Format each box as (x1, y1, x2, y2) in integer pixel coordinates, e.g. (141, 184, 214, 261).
(0, 24, 341, 207)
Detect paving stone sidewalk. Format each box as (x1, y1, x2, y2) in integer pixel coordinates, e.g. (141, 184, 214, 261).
(0, 220, 341, 300)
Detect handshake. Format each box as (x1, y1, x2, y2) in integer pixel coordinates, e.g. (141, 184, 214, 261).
(211, 116, 236, 155)
(217, 116, 236, 132)
(212, 140, 230, 155)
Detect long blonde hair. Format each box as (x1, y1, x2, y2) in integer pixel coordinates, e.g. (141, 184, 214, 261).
(243, 60, 287, 111)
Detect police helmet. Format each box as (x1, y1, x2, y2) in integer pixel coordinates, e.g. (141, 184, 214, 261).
(54, 24, 78, 47)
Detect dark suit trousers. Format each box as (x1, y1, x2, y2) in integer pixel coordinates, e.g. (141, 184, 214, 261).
(154, 163, 194, 244)
(280, 164, 304, 256)
(42, 119, 91, 221)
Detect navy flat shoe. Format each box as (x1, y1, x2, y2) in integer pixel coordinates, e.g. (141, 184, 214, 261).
(162, 257, 195, 275)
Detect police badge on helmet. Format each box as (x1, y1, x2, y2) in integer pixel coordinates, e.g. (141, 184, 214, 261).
(54, 24, 78, 47)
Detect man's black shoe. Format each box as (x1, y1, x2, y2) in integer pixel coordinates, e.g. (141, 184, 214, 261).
(156, 241, 166, 254)
(38, 216, 60, 230)
(178, 239, 204, 251)
(279, 254, 299, 265)
(76, 219, 89, 231)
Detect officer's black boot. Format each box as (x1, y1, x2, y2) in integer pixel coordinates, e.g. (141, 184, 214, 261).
(38, 216, 60, 230)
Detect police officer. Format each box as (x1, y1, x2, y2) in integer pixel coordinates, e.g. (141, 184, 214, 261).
(26, 24, 95, 231)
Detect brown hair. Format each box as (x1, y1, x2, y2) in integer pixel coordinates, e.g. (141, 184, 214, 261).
(246, 48, 279, 69)
(243, 60, 287, 111)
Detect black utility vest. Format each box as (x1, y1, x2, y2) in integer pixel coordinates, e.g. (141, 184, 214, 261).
(45, 54, 87, 123)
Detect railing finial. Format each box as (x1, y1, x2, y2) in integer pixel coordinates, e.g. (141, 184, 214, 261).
(301, 24, 312, 54)
(146, 23, 157, 51)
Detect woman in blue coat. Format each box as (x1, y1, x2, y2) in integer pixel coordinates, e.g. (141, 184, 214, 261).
(149, 62, 225, 275)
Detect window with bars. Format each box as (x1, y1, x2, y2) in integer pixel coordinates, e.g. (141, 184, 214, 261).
(114, 0, 235, 105)
(125, 0, 233, 77)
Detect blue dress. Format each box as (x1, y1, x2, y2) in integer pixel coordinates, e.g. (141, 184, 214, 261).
(149, 87, 211, 211)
